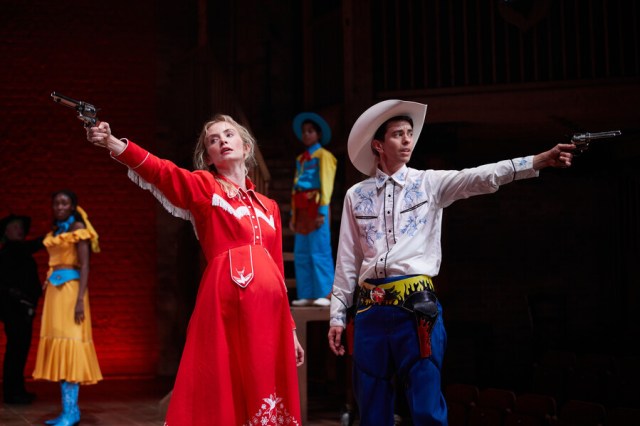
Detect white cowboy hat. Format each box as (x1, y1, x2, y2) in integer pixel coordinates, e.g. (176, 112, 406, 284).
(348, 99, 428, 176)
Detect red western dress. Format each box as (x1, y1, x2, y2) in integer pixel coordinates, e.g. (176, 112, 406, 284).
(114, 142, 301, 425)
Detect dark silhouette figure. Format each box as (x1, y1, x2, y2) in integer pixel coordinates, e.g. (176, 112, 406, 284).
(0, 214, 44, 404)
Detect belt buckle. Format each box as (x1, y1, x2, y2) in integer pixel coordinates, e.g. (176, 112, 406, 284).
(370, 287, 386, 303)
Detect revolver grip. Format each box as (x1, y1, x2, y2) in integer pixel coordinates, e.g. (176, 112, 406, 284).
(79, 115, 98, 127)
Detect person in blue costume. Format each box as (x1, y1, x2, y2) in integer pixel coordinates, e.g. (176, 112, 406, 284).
(290, 112, 337, 307)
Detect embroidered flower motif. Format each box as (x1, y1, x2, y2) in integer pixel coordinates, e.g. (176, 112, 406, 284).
(243, 392, 299, 426)
(518, 157, 527, 167)
(400, 216, 427, 237)
(354, 187, 376, 215)
(363, 223, 383, 247)
(264, 394, 281, 412)
(402, 181, 423, 209)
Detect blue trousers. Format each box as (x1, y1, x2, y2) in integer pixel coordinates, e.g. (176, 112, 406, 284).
(352, 304, 448, 425)
(293, 219, 334, 299)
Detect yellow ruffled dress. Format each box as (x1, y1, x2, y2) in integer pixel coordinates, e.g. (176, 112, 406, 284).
(32, 226, 103, 385)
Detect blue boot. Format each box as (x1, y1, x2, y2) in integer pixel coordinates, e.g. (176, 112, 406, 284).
(53, 382, 80, 426)
(44, 381, 67, 425)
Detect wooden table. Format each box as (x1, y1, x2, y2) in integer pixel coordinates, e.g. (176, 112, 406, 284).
(290, 305, 330, 425)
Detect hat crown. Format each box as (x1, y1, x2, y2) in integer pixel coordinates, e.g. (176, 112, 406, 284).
(348, 100, 428, 176)
(0, 214, 31, 237)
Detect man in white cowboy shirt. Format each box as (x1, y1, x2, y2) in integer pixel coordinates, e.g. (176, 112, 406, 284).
(327, 99, 575, 425)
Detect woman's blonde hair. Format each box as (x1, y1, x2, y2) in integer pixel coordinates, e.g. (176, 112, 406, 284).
(192, 114, 257, 173)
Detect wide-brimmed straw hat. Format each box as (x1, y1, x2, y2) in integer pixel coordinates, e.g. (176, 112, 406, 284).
(293, 112, 332, 146)
(0, 214, 31, 237)
(347, 99, 428, 176)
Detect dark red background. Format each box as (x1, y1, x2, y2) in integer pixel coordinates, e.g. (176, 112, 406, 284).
(0, 0, 159, 378)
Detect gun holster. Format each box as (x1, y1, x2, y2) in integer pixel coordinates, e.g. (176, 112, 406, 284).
(345, 287, 361, 356)
(402, 290, 439, 358)
(345, 306, 355, 356)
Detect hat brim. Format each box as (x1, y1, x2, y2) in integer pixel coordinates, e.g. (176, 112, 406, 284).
(293, 112, 332, 146)
(348, 100, 428, 176)
(0, 214, 31, 237)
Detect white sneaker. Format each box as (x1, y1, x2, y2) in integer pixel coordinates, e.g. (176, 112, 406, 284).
(312, 297, 331, 307)
(291, 299, 313, 307)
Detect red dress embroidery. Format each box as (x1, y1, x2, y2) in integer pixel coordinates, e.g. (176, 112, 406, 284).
(115, 142, 300, 425)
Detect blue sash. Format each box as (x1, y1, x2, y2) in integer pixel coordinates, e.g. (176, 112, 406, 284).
(48, 269, 80, 286)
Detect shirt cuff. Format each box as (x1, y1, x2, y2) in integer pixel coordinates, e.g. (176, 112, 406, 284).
(510, 156, 539, 180)
(111, 139, 150, 170)
(330, 316, 346, 328)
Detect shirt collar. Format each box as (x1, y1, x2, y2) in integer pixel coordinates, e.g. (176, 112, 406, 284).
(215, 173, 255, 192)
(375, 165, 409, 189)
(215, 173, 268, 211)
(307, 143, 322, 155)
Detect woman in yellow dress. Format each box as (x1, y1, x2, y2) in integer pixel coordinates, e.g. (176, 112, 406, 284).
(33, 189, 102, 426)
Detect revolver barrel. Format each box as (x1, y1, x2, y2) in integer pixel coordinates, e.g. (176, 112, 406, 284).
(572, 130, 622, 142)
(51, 91, 82, 109)
(571, 130, 622, 153)
(51, 91, 98, 126)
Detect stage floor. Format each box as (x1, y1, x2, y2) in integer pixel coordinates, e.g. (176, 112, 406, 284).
(0, 377, 347, 425)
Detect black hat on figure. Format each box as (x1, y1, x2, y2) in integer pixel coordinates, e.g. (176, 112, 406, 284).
(0, 214, 31, 239)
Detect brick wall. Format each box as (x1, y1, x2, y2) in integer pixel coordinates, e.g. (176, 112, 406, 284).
(0, 0, 159, 378)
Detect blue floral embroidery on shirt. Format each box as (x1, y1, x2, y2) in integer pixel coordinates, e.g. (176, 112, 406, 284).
(402, 182, 423, 209)
(518, 158, 527, 167)
(398, 181, 428, 236)
(354, 187, 376, 215)
(400, 216, 427, 237)
(363, 222, 383, 247)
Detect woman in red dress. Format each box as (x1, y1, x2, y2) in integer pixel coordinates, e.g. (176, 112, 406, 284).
(87, 115, 304, 425)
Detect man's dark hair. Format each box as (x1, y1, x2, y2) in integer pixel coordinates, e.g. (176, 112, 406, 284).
(373, 115, 413, 141)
